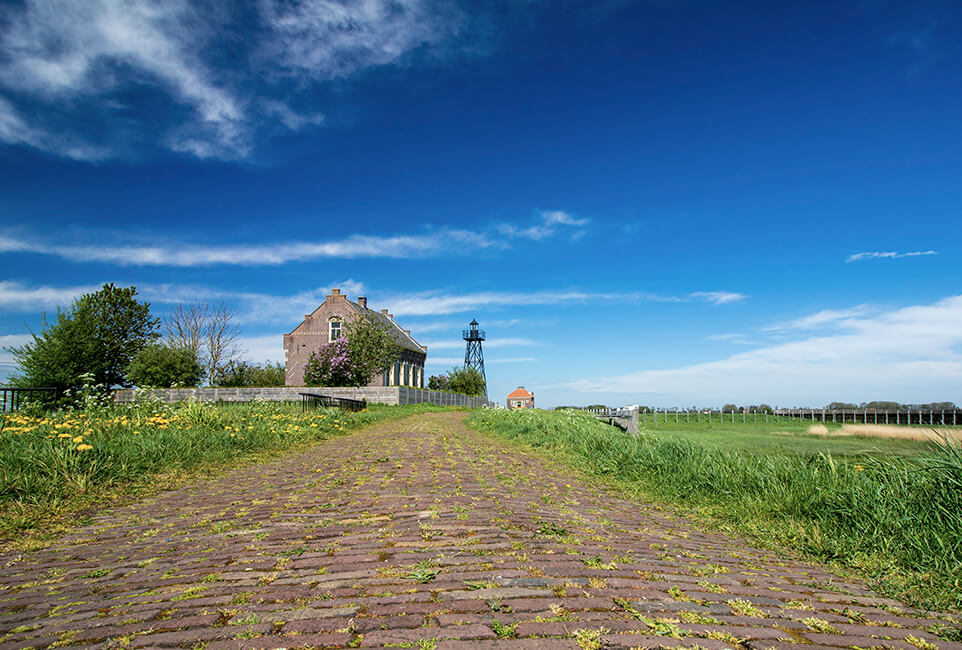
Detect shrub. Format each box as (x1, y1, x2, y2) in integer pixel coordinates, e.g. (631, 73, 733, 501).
(447, 366, 486, 396)
(127, 344, 203, 388)
(215, 361, 285, 387)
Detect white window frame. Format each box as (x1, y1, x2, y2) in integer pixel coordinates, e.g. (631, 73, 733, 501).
(329, 317, 342, 341)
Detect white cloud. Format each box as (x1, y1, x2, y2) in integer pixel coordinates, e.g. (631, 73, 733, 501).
(425, 356, 536, 366)
(0, 281, 98, 310)
(763, 306, 873, 332)
(0, 0, 471, 160)
(689, 291, 747, 305)
(258, 0, 466, 81)
(0, 334, 32, 375)
(498, 210, 589, 241)
(846, 250, 937, 263)
(0, 0, 249, 158)
(0, 230, 491, 267)
(567, 295, 962, 406)
(234, 334, 285, 365)
(423, 337, 540, 350)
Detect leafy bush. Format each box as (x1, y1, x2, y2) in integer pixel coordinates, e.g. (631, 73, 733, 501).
(215, 361, 285, 387)
(447, 366, 486, 396)
(127, 344, 203, 388)
(427, 374, 449, 391)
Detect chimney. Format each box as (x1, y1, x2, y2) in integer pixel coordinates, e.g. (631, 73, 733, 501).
(381, 309, 388, 315)
(404, 329, 410, 335)
(388, 313, 393, 320)
(358, 296, 367, 308)
(331, 288, 340, 296)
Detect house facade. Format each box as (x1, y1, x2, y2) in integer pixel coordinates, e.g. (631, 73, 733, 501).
(283, 289, 427, 388)
(506, 386, 534, 409)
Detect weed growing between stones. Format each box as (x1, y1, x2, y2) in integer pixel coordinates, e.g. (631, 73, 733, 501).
(468, 407, 962, 610)
(0, 402, 446, 547)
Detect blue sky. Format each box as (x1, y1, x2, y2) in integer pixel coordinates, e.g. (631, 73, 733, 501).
(1, 0, 960, 408)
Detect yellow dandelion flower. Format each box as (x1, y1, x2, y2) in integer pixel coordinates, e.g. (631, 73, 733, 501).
(853, 464, 864, 472)
(73, 436, 83, 443)
(58, 433, 72, 439)
(76, 444, 93, 451)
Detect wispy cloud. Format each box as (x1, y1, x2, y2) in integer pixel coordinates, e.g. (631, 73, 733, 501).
(763, 306, 874, 332)
(426, 356, 536, 366)
(0, 334, 33, 377)
(498, 210, 589, 241)
(0, 0, 472, 160)
(0, 230, 493, 266)
(0, 281, 99, 310)
(423, 337, 541, 350)
(689, 291, 747, 305)
(567, 295, 962, 406)
(846, 250, 937, 263)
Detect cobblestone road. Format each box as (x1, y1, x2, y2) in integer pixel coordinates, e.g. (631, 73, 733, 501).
(1, 412, 959, 649)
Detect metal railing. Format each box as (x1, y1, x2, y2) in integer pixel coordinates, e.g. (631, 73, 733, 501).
(299, 393, 367, 412)
(1, 387, 61, 412)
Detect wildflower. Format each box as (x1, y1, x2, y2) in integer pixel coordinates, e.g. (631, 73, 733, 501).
(59, 433, 72, 439)
(76, 444, 93, 451)
(73, 436, 84, 443)
(853, 464, 864, 472)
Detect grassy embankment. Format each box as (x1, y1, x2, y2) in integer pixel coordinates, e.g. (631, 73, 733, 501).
(0, 398, 446, 548)
(468, 408, 962, 611)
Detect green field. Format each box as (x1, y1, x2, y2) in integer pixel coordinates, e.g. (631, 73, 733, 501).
(642, 417, 945, 458)
(468, 408, 962, 611)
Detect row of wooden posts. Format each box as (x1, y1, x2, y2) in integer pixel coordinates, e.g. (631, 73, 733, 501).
(636, 409, 960, 427)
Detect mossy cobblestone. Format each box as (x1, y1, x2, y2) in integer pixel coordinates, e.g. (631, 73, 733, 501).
(0, 412, 958, 649)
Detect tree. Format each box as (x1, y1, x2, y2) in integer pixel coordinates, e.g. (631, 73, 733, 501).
(6, 283, 159, 390)
(447, 366, 486, 396)
(127, 344, 203, 388)
(427, 374, 449, 391)
(303, 316, 401, 387)
(164, 301, 240, 385)
(215, 361, 285, 387)
(343, 316, 402, 386)
(721, 403, 737, 413)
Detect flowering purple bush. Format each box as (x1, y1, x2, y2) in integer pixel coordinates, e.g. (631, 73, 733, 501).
(303, 337, 353, 386)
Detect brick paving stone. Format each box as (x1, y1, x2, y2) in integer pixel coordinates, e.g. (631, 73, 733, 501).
(0, 412, 959, 649)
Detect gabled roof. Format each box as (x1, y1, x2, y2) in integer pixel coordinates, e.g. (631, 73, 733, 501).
(507, 387, 533, 399)
(291, 290, 426, 356)
(353, 303, 426, 355)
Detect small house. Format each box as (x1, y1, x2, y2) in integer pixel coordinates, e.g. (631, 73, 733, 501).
(507, 386, 534, 409)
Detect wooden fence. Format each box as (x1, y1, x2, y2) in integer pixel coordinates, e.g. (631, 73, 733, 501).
(640, 408, 961, 427)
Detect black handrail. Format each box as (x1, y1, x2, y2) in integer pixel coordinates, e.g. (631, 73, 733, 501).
(300, 392, 367, 412)
(0, 387, 61, 412)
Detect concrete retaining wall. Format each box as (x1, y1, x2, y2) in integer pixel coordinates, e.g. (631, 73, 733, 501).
(113, 386, 487, 408)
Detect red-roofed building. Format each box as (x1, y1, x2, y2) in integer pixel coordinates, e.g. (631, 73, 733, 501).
(506, 386, 534, 410)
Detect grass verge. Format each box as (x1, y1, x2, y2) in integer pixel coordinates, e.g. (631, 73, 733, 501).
(0, 399, 448, 550)
(467, 408, 962, 611)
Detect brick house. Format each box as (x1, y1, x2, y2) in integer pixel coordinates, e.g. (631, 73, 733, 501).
(506, 387, 534, 409)
(283, 289, 427, 388)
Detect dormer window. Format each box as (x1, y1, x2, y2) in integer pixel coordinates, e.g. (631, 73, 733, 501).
(329, 317, 342, 341)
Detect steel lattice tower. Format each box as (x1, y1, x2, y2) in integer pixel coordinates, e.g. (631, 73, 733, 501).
(463, 319, 487, 399)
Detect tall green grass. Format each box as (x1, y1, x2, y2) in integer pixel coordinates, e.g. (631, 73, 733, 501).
(0, 399, 445, 544)
(468, 408, 962, 610)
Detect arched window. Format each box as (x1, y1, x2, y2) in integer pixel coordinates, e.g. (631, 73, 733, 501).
(329, 317, 342, 341)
